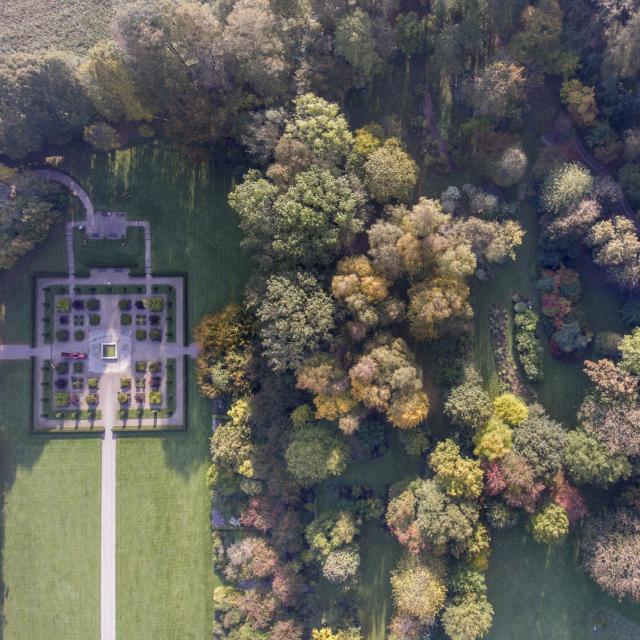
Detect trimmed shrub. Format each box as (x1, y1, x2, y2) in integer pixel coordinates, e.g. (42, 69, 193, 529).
(73, 362, 84, 373)
(74, 330, 85, 341)
(149, 328, 161, 341)
(149, 390, 162, 406)
(135, 361, 147, 373)
(56, 330, 70, 342)
(85, 393, 98, 406)
(56, 361, 69, 374)
(86, 298, 100, 311)
(120, 313, 132, 326)
(88, 377, 99, 389)
(119, 299, 131, 311)
(56, 297, 71, 312)
(136, 329, 147, 341)
(147, 296, 165, 312)
(89, 314, 101, 326)
(55, 392, 70, 407)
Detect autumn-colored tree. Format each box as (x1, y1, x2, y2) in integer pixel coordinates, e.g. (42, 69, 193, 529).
(530, 504, 570, 544)
(560, 79, 598, 127)
(364, 138, 418, 204)
(429, 439, 484, 499)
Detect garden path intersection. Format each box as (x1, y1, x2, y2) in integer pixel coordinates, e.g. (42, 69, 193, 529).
(0, 170, 200, 640)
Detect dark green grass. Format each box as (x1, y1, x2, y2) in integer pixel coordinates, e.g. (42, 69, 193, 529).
(0, 360, 101, 640)
(0, 0, 114, 55)
(115, 364, 217, 640)
(0, 221, 68, 344)
(73, 227, 145, 276)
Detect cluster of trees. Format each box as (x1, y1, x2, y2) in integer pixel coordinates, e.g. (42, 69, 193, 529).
(0, 167, 66, 269)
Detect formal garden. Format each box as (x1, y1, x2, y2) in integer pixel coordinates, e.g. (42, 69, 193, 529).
(35, 276, 184, 430)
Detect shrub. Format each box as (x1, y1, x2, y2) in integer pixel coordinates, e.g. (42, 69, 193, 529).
(55, 378, 68, 389)
(118, 408, 128, 419)
(73, 362, 84, 373)
(83, 122, 120, 151)
(486, 501, 519, 530)
(149, 328, 162, 341)
(73, 329, 85, 341)
(541, 163, 593, 214)
(120, 313, 132, 326)
(86, 298, 100, 311)
(491, 146, 527, 187)
(54, 392, 70, 407)
(594, 331, 622, 357)
(56, 297, 71, 312)
(117, 392, 130, 405)
(56, 330, 69, 341)
(149, 391, 162, 405)
(55, 361, 69, 374)
(147, 296, 165, 312)
(120, 378, 131, 389)
(136, 329, 147, 340)
(118, 299, 131, 311)
(530, 504, 569, 544)
(514, 308, 544, 381)
(149, 361, 161, 373)
(492, 394, 528, 426)
(85, 393, 98, 406)
(135, 361, 147, 373)
(89, 314, 100, 326)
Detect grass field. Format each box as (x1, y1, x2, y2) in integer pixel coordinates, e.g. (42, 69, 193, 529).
(73, 226, 146, 276)
(0, 0, 114, 56)
(59, 142, 248, 637)
(0, 360, 101, 640)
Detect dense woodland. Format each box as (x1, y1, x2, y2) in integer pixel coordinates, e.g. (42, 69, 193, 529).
(2, 0, 640, 639)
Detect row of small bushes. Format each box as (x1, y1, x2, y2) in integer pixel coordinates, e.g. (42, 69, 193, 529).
(513, 302, 544, 382)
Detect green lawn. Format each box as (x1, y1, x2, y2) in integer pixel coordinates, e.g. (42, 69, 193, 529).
(73, 226, 145, 276)
(0, 220, 68, 345)
(0, 360, 101, 640)
(116, 366, 217, 640)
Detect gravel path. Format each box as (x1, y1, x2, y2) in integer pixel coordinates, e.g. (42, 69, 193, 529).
(100, 374, 117, 640)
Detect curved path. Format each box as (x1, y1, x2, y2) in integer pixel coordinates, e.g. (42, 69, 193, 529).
(32, 168, 95, 223)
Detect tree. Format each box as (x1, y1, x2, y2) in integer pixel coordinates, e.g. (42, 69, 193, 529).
(224, 537, 278, 581)
(560, 79, 598, 127)
(530, 504, 570, 544)
(491, 146, 528, 187)
(563, 429, 631, 486)
(335, 9, 382, 82)
(284, 93, 354, 167)
(194, 303, 254, 399)
(0, 170, 66, 269)
(473, 417, 513, 461)
(211, 398, 254, 476)
(349, 334, 429, 429)
(257, 272, 335, 372)
(229, 167, 366, 269)
(322, 547, 361, 583)
(587, 216, 640, 290)
(76, 40, 154, 122)
(604, 11, 640, 79)
(492, 394, 528, 426)
(510, 0, 573, 75)
(285, 421, 348, 486)
(0, 52, 94, 158)
(470, 61, 526, 123)
(619, 163, 640, 209)
(363, 139, 418, 204)
(390, 558, 447, 625)
(223, 0, 288, 98)
(583, 509, 640, 602)
(444, 367, 493, 431)
(499, 452, 544, 513)
(429, 440, 483, 499)
(441, 596, 494, 640)
(542, 199, 601, 246)
(513, 412, 566, 482)
(331, 255, 404, 334)
(113, 0, 232, 144)
(541, 163, 593, 215)
(619, 327, 640, 374)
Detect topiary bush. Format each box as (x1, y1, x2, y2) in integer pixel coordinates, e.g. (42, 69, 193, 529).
(136, 329, 147, 340)
(86, 298, 100, 311)
(89, 314, 101, 326)
(74, 330, 85, 341)
(121, 313, 132, 326)
(56, 330, 70, 341)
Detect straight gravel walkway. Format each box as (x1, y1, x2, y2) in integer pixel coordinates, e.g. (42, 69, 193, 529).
(100, 375, 117, 640)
